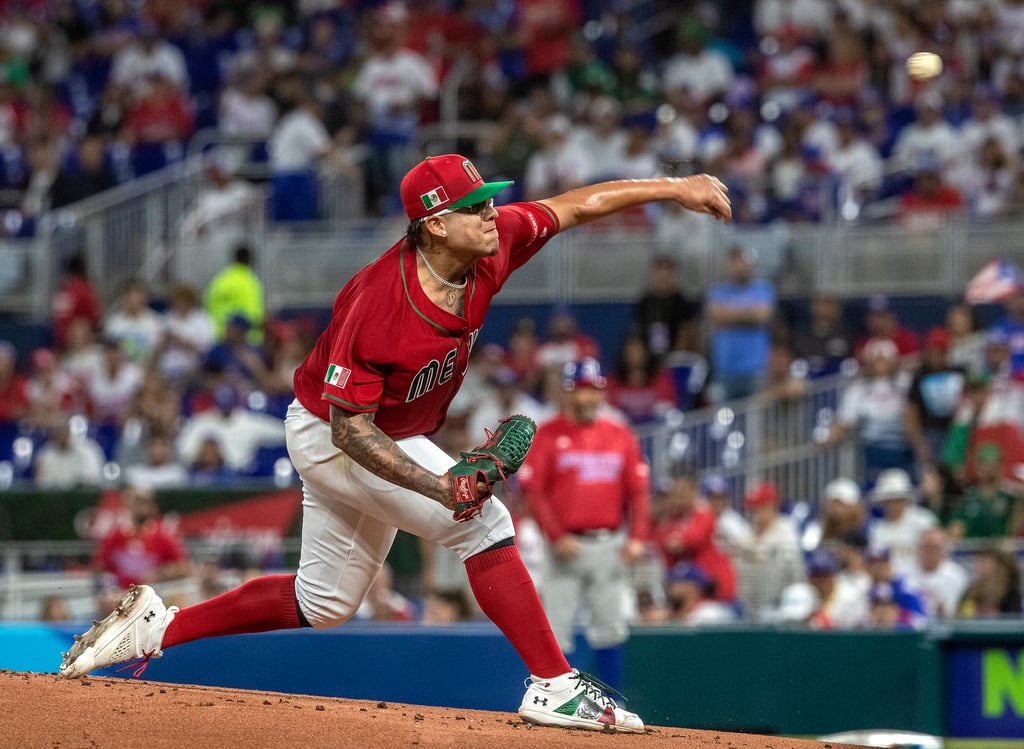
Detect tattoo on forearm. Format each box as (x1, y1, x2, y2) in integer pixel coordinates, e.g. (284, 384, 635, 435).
(330, 408, 447, 504)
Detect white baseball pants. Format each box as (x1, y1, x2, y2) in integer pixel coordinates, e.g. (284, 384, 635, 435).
(283, 399, 515, 628)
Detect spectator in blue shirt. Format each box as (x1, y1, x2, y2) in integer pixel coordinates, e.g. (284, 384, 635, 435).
(705, 245, 775, 401)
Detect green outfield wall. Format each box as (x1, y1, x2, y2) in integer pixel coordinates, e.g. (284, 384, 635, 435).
(624, 627, 945, 736)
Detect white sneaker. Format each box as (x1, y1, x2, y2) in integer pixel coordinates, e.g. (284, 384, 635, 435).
(59, 585, 178, 679)
(518, 669, 645, 733)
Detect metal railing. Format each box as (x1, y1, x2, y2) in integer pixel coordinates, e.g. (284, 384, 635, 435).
(250, 214, 1021, 312)
(0, 537, 300, 621)
(32, 156, 216, 313)
(634, 370, 856, 504)
(9, 145, 1024, 318)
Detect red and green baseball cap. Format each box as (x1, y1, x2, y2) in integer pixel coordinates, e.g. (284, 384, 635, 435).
(400, 154, 513, 220)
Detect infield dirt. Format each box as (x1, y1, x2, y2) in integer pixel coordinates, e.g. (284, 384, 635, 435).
(1, 669, 869, 748)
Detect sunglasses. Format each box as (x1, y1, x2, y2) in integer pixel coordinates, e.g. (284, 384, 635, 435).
(443, 198, 494, 216)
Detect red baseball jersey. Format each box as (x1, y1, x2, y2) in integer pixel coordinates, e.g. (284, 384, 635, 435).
(519, 413, 651, 542)
(293, 202, 560, 439)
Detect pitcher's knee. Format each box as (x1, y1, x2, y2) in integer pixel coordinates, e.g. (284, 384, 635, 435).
(295, 578, 361, 629)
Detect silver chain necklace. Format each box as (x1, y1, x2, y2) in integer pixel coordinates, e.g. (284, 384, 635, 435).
(417, 247, 467, 290)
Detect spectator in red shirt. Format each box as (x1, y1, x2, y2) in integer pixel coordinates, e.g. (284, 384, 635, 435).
(514, 0, 583, 87)
(26, 347, 81, 428)
(52, 253, 102, 352)
(813, 24, 868, 108)
(854, 294, 922, 364)
(406, 0, 481, 83)
(93, 484, 190, 591)
(0, 341, 29, 423)
(505, 317, 543, 399)
(120, 71, 195, 147)
(652, 463, 738, 602)
(758, 25, 816, 113)
(898, 162, 965, 232)
(605, 333, 678, 425)
(534, 309, 600, 404)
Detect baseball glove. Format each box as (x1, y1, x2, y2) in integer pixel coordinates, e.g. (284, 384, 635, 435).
(447, 414, 537, 522)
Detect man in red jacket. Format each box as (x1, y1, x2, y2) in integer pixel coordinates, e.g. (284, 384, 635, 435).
(520, 357, 650, 690)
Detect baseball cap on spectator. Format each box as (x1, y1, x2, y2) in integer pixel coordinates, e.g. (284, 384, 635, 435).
(925, 327, 951, 350)
(915, 90, 944, 111)
(701, 474, 729, 497)
(479, 343, 505, 363)
(870, 468, 915, 502)
(544, 113, 571, 137)
(973, 82, 999, 103)
(859, 87, 883, 107)
(400, 154, 513, 221)
(823, 477, 861, 505)
(562, 357, 606, 390)
(862, 337, 899, 362)
(832, 107, 857, 126)
(727, 244, 758, 264)
(213, 384, 239, 411)
(867, 293, 891, 313)
(869, 581, 898, 605)
(31, 348, 56, 370)
(986, 328, 1009, 347)
(667, 561, 711, 589)
(976, 442, 1002, 464)
(800, 143, 825, 164)
(806, 549, 839, 577)
(377, 2, 409, 24)
(744, 482, 779, 508)
(268, 319, 298, 343)
(774, 23, 804, 43)
(777, 582, 818, 622)
(492, 366, 520, 388)
(914, 151, 943, 175)
(865, 547, 892, 564)
(227, 313, 251, 329)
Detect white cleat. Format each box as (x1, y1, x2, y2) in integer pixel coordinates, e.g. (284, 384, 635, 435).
(518, 669, 645, 733)
(59, 585, 178, 679)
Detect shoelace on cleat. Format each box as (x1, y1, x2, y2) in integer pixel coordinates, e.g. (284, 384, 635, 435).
(572, 671, 628, 708)
(115, 650, 157, 679)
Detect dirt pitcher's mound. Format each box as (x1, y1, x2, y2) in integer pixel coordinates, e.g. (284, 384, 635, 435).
(2, 670, 867, 749)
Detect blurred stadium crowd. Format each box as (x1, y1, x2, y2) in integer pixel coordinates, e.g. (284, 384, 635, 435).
(2, 0, 1024, 628)
(2, 0, 1024, 228)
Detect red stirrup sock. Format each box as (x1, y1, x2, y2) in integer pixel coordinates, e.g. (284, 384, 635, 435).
(465, 544, 571, 679)
(162, 574, 303, 649)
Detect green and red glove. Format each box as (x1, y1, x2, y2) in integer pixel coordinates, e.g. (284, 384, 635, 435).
(447, 414, 536, 522)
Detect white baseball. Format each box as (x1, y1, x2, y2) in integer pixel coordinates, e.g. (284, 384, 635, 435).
(906, 52, 943, 81)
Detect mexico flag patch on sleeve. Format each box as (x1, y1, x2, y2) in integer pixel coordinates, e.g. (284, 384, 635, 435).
(325, 363, 352, 388)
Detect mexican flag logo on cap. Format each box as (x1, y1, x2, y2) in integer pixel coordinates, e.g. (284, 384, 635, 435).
(420, 187, 449, 211)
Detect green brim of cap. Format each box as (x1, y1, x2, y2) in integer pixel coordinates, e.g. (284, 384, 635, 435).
(449, 180, 514, 209)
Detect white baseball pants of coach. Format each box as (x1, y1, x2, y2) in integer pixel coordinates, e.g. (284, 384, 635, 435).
(543, 530, 631, 652)
(284, 399, 516, 628)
